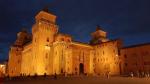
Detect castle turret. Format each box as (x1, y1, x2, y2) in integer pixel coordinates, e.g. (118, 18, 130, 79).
(8, 29, 31, 77)
(90, 26, 109, 45)
(14, 29, 31, 46)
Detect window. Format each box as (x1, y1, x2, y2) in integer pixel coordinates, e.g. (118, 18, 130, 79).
(132, 53, 137, 58)
(47, 37, 49, 42)
(118, 49, 120, 55)
(61, 38, 64, 41)
(61, 69, 63, 73)
(97, 52, 99, 56)
(93, 58, 96, 61)
(106, 58, 108, 61)
(18, 60, 20, 63)
(125, 63, 127, 67)
(124, 54, 127, 58)
(45, 67, 47, 70)
(35, 38, 36, 42)
(113, 49, 115, 53)
(144, 61, 150, 65)
(55, 52, 57, 55)
(133, 63, 137, 66)
(143, 51, 149, 56)
(67, 39, 71, 42)
(103, 51, 105, 55)
(45, 53, 48, 59)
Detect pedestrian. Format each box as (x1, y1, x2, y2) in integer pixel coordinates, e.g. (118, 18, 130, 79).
(145, 72, 149, 78)
(136, 71, 140, 78)
(106, 71, 110, 79)
(130, 72, 134, 78)
(107, 71, 110, 79)
(54, 73, 57, 80)
(141, 72, 144, 78)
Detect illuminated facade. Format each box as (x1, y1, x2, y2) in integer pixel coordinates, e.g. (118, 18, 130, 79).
(0, 62, 6, 77)
(120, 43, 150, 74)
(8, 10, 122, 77)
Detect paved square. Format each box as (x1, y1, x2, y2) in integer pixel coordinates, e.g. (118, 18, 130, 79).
(3, 76, 150, 84)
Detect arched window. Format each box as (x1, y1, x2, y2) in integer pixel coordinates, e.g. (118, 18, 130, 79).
(103, 51, 105, 55)
(45, 53, 48, 59)
(61, 38, 64, 41)
(35, 38, 36, 42)
(67, 39, 71, 42)
(124, 54, 127, 58)
(47, 37, 49, 42)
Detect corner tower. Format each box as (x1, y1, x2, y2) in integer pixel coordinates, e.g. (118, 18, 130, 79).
(90, 26, 109, 45)
(32, 9, 58, 75)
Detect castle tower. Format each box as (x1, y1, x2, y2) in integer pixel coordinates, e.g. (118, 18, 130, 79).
(90, 26, 109, 45)
(32, 9, 58, 75)
(8, 29, 30, 76)
(14, 29, 31, 46)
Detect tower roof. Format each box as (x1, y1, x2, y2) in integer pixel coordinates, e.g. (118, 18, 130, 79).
(42, 6, 55, 14)
(42, 6, 49, 13)
(96, 25, 105, 31)
(21, 28, 28, 33)
(35, 9, 57, 23)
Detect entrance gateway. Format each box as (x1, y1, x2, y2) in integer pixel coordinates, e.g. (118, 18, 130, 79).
(79, 63, 84, 74)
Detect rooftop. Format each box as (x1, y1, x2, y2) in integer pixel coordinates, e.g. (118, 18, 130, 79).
(122, 42, 150, 49)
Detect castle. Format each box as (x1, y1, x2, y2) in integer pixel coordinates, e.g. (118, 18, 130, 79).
(7, 9, 150, 77)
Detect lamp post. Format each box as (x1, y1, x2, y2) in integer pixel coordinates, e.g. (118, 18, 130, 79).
(45, 45, 51, 50)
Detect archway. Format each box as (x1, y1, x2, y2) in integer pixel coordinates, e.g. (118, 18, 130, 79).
(79, 63, 84, 74)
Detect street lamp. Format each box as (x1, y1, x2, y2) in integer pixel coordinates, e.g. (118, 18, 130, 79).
(45, 45, 50, 50)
